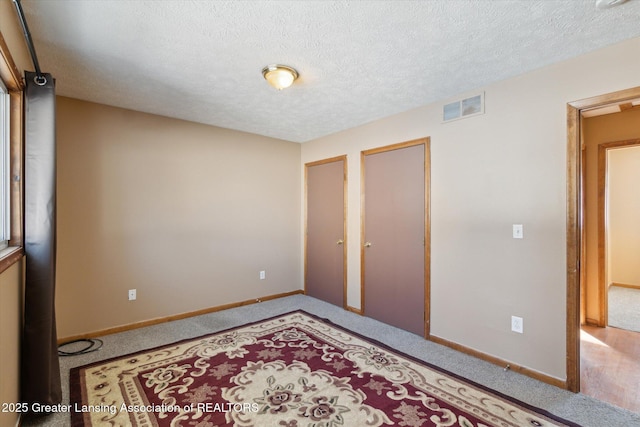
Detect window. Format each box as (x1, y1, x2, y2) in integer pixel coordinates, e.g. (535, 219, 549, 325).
(0, 34, 24, 270)
(0, 79, 9, 250)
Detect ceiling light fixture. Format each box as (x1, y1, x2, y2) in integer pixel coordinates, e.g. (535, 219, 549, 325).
(262, 64, 299, 90)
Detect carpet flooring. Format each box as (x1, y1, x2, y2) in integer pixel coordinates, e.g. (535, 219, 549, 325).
(70, 310, 579, 427)
(608, 285, 640, 333)
(22, 294, 640, 427)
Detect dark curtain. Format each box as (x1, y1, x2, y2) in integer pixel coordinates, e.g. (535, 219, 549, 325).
(21, 71, 62, 407)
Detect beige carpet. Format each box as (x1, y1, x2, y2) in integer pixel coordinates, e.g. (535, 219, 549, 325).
(608, 285, 640, 333)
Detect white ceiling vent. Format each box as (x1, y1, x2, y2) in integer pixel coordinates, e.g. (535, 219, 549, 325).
(443, 93, 485, 123)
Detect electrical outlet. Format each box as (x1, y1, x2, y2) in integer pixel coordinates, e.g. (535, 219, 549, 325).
(511, 316, 523, 334)
(259, 270, 266, 280)
(128, 289, 137, 301)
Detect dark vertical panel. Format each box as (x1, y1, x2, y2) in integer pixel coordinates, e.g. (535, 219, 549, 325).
(21, 71, 61, 406)
(364, 144, 425, 335)
(306, 159, 345, 307)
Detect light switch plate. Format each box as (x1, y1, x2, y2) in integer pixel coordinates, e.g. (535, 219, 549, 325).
(513, 224, 523, 239)
(511, 316, 524, 333)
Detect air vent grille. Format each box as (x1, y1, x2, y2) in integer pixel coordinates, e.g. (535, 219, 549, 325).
(443, 93, 485, 122)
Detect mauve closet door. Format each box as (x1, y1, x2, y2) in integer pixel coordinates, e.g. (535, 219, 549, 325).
(363, 143, 425, 336)
(305, 157, 346, 307)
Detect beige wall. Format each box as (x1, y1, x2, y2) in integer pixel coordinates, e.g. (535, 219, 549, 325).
(301, 37, 640, 380)
(607, 145, 640, 286)
(583, 109, 640, 323)
(0, 0, 32, 73)
(56, 97, 301, 338)
(0, 259, 24, 427)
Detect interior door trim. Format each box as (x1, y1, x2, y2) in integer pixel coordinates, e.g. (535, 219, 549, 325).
(304, 155, 348, 308)
(360, 137, 431, 338)
(597, 138, 640, 328)
(566, 85, 640, 393)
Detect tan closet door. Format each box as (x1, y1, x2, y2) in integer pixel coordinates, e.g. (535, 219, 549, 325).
(305, 156, 346, 307)
(362, 140, 428, 336)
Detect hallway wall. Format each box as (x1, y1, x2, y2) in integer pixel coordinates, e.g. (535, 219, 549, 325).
(583, 108, 640, 324)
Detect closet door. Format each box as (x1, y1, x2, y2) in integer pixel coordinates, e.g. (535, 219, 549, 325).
(362, 140, 428, 336)
(305, 156, 346, 307)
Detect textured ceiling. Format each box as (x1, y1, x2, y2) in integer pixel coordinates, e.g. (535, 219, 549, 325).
(18, 0, 640, 143)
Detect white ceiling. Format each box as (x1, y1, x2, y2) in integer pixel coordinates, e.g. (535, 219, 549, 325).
(19, 0, 640, 143)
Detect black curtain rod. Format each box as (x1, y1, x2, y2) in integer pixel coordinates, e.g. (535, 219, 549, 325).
(12, 0, 44, 82)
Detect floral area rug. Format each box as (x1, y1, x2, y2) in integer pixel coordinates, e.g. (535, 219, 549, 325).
(70, 310, 579, 426)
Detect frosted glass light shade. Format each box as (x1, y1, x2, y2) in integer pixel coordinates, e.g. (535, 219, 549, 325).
(262, 65, 298, 90)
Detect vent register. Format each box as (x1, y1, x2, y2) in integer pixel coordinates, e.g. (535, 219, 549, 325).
(443, 93, 485, 123)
